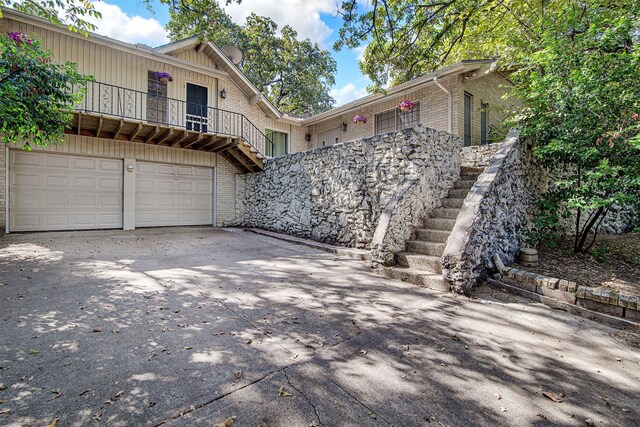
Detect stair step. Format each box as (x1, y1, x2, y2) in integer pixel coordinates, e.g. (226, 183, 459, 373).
(454, 180, 477, 189)
(256, 153, 265, 159)
(415, 228, 450, 243)
(461, 166, 485, 174)
(431, 208, 460, 219)
(406, 241, 446, 256)
(378, 266, 450, 292)
(442, 198, 464, 209)
(424, 218, 456, 231)
(397, 253, 442, 272)
(448, 188, 470, 199)
(460, 173, 481, 181)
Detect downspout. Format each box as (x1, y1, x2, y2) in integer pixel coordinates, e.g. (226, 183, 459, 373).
(433, 76, 452, 134)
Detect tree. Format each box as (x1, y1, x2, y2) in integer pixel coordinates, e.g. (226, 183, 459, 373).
(336, 0, 640, 252)
(0, 0, 102, 35)
(0, 31, 91, 149)
(1, 2, 97, 149)
(153, 0, 337, 115)
(512, 3, 640, 252)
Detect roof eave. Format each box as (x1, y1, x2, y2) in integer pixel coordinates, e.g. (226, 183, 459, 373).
(301, 60, 495, 126)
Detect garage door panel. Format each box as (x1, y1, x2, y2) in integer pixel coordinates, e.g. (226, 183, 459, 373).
(135, 162, 212, 227)
(46, 193, 72, 207)
(101, 159, 122, 172)
(46, 155, 70, 168)
(13, 173, 40, 187)
(10, 151, 123, 232)
(46, 175, 70, 188)
(101, 177, 121, 190)
(13, 152, 40, 166)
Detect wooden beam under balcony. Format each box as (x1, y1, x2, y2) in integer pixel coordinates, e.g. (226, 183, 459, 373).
(113, 119, 125, 139)
(156, 129, 174, 146)
(65, 111, 265, 172)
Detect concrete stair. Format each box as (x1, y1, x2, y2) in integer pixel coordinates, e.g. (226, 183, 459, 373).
(378, 166, 484, 291)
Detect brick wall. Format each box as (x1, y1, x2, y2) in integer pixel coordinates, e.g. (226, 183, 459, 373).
(301, 75, 460, 150)
(456, 72, 519, 145)
(215, 154, 237, 225)
(297, 71, 517, 152)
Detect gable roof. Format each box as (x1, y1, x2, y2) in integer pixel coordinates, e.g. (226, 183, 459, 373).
(300, 59, 496, 126)
(155, 37, 282, 119)
(1, 8, 281, 120)
(0, 7, 228, 81)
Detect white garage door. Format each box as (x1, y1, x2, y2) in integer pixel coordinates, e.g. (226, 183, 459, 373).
(135, 162, 213, 227)
(9, 151, 123, 232)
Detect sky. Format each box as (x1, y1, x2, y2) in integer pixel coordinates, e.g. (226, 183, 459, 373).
(86, 0, 371, 106)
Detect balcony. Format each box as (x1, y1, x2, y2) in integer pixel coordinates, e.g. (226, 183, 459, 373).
(67, 81, 273, 172)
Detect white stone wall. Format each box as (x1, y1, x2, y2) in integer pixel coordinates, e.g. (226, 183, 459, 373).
(231, 126, 461, 250)
(461, 143, 502, 167)
(443, 133, 529, 292)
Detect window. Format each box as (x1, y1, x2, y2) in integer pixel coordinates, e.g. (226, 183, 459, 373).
(375, 102, 420, 135)
(480, 102, 488, 145)
(147, 71, 168, 124)
(464, 92, 472, 146)
(265, 129, 288, 157)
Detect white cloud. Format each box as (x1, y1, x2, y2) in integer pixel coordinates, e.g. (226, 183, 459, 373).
(224, 0, 336, 46)
(87, 2, 169, 46)
(352, 45, 367, 61)
(330, 83, 369, 107)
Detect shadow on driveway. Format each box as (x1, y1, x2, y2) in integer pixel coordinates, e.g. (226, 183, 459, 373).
(0, 227, 638, 426)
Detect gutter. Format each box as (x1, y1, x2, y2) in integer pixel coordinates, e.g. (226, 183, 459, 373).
(433, 76, 452, 134)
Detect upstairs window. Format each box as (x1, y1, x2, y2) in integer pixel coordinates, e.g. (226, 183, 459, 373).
(375, 102, 420, 135)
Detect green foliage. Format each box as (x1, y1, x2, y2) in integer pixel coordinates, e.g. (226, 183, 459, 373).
(337, 1, 640, 252)
(0, 32, 91, 148)
(511, 1, 640, 253)
(153, 0, 337, 115)
(523, 199, 565, 249)
(335, 0, 568, 91)
(0, 0, 102, 35)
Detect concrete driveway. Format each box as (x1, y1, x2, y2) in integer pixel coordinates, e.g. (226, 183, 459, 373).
(0, 228, 638, 427)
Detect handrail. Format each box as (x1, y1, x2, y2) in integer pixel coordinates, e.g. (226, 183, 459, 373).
(71, 80, 273, 157)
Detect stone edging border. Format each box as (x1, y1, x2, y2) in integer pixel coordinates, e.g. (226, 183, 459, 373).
(491, 254, 639, 324)
(243, 228, 371, 261)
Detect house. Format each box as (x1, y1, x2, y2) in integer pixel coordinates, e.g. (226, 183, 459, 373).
(0, 7, 303, 233)
(295, 60, 516, 151)
(0, 7, 515, 235)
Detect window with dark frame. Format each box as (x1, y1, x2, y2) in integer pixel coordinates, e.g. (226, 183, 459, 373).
(480, 102, 488, 145)
(375, 102, 421, 135)
(147, 71, 168, 124)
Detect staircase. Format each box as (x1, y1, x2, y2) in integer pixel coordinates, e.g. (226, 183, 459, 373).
(379, 166, 484, 291)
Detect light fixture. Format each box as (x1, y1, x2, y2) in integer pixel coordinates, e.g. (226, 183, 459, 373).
(341, 122, 347, 131)
(305, 133, 311, 142)
(220, 89, 227, 99)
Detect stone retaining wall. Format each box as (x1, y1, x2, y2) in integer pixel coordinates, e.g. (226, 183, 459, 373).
(492, 255, 639, 323)
(231, 126, 462, 257)
(461, 143, 502, 167)
(442, 132, 531, 292)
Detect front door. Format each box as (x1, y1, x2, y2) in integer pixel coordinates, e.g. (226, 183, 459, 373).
(186, 83, 208, 133)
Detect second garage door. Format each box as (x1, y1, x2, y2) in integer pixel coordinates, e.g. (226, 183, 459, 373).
(136, 162, 213, 227)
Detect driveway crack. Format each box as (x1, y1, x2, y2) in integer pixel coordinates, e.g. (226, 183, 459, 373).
(327, 377, 393, 426)
(283, 367, 324, 427)
(153, 362, 298, 426)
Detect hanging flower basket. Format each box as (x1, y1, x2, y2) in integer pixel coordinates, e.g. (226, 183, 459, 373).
(154, 71, 173, 83)
(399, 100, 414, 112)
(8, 31, 33, 47)
(353, 115, 367, 124)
